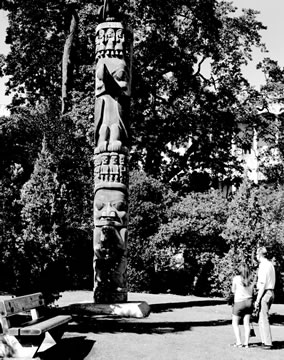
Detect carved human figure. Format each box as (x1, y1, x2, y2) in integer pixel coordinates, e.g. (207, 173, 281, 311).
(94, 57, 130, 151)
(105, 28, 115, 57)
(96, 29, 105, 58)
(94, 155, 102, 182)
(119, 153, 127, 183)
(115, 28, 124, 56)
(95, 57, 130, 96)
(100, 153, 110, 181)
(110, 153, 119, 182)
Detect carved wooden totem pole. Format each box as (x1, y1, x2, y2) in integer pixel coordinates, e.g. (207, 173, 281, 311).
(93, 0, 132, 303)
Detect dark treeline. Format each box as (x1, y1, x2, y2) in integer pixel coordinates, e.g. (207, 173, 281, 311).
(1, 0, 284, 300)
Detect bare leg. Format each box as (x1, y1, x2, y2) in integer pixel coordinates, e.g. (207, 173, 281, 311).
(243, 314, 251, 346)
(232, 315, 242, 345)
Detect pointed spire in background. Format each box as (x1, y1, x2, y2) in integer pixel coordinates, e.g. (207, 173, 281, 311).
(98, 0, 117, 22)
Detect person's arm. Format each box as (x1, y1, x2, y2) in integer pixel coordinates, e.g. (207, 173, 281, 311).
(255, 265, 266, 307)
(255, 282, 265, 307)
(232, 277, 236, 294)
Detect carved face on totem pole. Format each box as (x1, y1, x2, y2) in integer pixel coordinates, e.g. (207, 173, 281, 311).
(94, 187, 128, 257)
(93, 185, 128, 302)
(93, 14, 132, 303)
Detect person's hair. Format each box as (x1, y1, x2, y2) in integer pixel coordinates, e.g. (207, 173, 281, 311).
(257, 246, 267, 258)
(239, 263, 253, 287)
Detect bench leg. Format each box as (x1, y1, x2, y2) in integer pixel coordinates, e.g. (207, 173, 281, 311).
(36, 331, 57, 354)
(48, 325, 66, 343)
(14, 325, 68, 358)
(14, 335, 44, 358)
(14, 332, 59, 358)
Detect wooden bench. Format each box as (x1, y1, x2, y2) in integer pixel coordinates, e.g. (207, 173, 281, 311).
(0, 292, 72, 358)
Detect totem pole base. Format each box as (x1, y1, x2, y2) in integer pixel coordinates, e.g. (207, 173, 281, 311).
(65, 301, 151, 318)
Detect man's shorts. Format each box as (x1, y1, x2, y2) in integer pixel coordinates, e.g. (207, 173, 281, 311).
(232, 298, 253, 317)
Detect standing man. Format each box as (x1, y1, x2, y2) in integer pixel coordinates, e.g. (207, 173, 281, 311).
(255, 247, 276, 350)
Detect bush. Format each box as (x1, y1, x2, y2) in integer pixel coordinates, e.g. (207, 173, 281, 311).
(217, 180, 284, 299)
(147, 188, 230, 295)
(15, 141, 64, 302)
(127, 170, 177, 292)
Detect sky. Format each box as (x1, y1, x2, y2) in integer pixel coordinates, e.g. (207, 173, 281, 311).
(0, 10, 11, 109)
(232, 0, 284, 87)
(1, 1, 284, 107)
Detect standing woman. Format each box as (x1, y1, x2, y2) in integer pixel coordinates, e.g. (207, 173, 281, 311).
(231, 263, 254, 348)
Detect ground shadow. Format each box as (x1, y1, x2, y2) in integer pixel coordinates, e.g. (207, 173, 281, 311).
(249, 341, 284, 350)
(57, 299, 227, 317)
(270, 313, 284, 326)
(150, 299, 226, 313)
(38, 336, 95, 360)
(66, 317, 231, 335)
(272, 341, 284, 349)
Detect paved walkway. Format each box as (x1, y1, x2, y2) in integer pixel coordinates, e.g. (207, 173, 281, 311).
(50, 291, 284, 360)
(1, 291, 284, 359)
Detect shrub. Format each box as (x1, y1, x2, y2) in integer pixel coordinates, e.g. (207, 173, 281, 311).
(150, 189, 229, 295)
(127, 170, 177, 292)
(218, 180, 284, 299)
(16, 141, 64, 302)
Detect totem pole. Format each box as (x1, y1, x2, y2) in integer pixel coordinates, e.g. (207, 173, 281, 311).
(93, 0, 132, 303)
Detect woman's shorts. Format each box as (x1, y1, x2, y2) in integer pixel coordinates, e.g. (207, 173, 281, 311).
(232, 298, 253, 317)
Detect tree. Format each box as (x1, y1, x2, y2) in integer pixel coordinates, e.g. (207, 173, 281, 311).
(61, 3, 79, 114)
(217, 180, 284, 297)
(221, 179, 262, 261)
(16, 139, 64, 299)
(0, 163, 24, 292)
(1, 1, 268, 188)
(151, 188, 229, 295)
(0, 110, 44, 294)
(127, 170, 177, 291)
(253, 58, 284, 186)
(127, 0, 267, 188)
(1, 0, 280, 296)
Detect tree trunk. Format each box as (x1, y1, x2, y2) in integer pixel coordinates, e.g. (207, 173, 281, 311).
(61, 5, 78, 115)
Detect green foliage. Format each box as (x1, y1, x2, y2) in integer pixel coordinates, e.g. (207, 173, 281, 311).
(216, 181, 284, 297)
(258, 147, 284, 185)
(1, 1, 284, 299)
(127, 170, 177, 291)
(128, 176, 284, 298)
(127, 172, 231, 295)
(212, 250, 240, 298)
(15, 141, 64, 300)
(0, 163, 24, 292)
(128, 0, 266, 185)
(1, 0, 268, 187)
(0, 101, 94, 296)
(222, 179, 261, 260)
(151, 189, 229, 295)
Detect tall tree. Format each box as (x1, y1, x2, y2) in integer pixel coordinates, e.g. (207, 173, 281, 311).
(17, 139, 64, 297)
(1, 0, 268, 188)
(61, 3, 79, 114)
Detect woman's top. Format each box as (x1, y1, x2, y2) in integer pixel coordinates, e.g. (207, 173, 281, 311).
(232, 275, 253, 303)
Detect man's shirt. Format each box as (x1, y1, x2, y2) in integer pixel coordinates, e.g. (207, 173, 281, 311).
(257, 258, 276, 290)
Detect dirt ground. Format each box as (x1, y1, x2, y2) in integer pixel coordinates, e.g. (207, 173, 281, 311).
(43, 291, 284, 360)
(1, 291, 284, 359)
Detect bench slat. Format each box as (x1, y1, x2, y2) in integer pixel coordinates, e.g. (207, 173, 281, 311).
(8, 315, 71, 336)
(0, 293, 44, 317)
